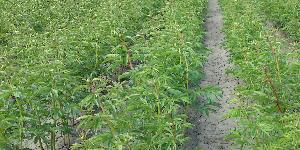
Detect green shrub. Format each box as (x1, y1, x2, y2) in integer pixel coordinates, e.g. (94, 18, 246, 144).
(221, 0, 300, 149)
(0, 0, 209, 149)
(258, 0, 300, 40)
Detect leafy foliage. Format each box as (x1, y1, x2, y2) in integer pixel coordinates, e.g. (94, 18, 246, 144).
(220, 0, 300, 149)
(74, 0, 209, 149)
(0, 0, 208, 149)
(257, 0, 300, 40)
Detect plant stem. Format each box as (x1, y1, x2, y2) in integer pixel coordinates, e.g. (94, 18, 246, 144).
(16, 97, 24, 149)
(51, 129, 55, 150)
(121, 36, 133, 69)
(264, 67, 283, 113)
(39, 138, 44, 150)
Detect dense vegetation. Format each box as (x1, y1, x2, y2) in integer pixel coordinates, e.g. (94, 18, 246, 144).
(221, 0, 300, 149)
(1, 0, 299, 149)
(0, 0, 209, 149)
(258, 0, 300, 40)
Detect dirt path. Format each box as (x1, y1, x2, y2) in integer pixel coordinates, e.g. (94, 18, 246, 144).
(185, 0, 239, 149)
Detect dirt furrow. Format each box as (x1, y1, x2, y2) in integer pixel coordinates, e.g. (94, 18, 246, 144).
(185, 0, 239, 149)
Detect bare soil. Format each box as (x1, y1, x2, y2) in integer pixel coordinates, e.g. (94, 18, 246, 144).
(185, 0, 239, 149)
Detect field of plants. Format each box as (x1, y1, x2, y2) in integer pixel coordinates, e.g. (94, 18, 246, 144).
(259, 0, 300, 40)
(0, 0, 299, 150)
(221, 0, 300, 149)
(0, 0, 210, 149)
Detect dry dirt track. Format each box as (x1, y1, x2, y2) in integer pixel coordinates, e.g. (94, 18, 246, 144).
(185, 0, 239, 149)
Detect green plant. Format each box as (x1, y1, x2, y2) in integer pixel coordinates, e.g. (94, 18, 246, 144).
(0, 0, 211, 149)
(257, 0, 300, 40)
(0, 0, 164, 149)
(220, 0, 300, 149)
(74, 0, 209, 149)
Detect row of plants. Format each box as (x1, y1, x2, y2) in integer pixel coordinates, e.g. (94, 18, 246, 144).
(0, 0, 209, 149)
(257, 0, 300, 40)
(220, 0, 300, 149)
(74, 0, 210, 149)
(0, 0, 169, 149)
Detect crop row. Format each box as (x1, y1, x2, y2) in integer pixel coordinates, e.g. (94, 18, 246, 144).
(75, 0, 209, 149)
(0, 0, 163, 149)
(257, 0, 300, 40)
(0, 0, 208, 149)
(221, 0, 300, 149)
